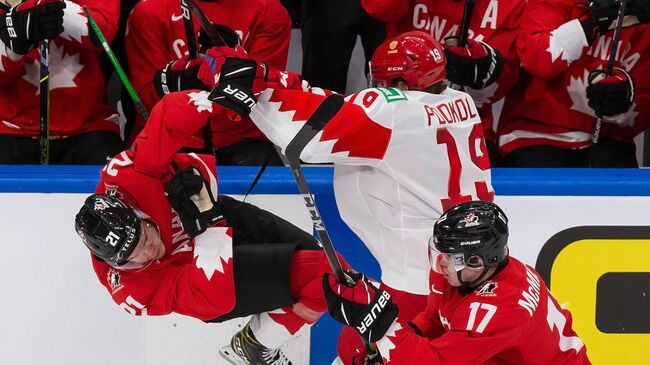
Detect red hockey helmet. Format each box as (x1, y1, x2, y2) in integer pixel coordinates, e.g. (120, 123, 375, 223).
(369, 31, 446, 90)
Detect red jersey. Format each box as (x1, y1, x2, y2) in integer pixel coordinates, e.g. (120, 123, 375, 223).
(498, 0, 650, 154)
(0, 0, 120, 138)
(361, 0, 525, 143)
(374, 257, 591, 364)
(125, 0, 291, 147)
(91, 90, 241, 320)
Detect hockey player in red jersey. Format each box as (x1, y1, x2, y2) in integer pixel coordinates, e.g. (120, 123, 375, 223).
(498, 0, 650, 167)
(0, 0, 123, 164)
(125, 0, 291, 164)
(201, 31, 494, 364)
(322, 201, 591, 364)
(74, 54, 348, 365)
(361, 0, 526, 165)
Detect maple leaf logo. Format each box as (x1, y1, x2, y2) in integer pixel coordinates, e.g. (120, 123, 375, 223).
(568, 69, 594, 116)
(568, 69, 638, 127)
(60, 2, 88, 43)
(23, 42, 84, 94)
(547, 23, 586, 65)
(193, 227, 232, 281)
(376, 321, 402, 362)
(464, 82, 499, 108)
(188, 91, 213, 113)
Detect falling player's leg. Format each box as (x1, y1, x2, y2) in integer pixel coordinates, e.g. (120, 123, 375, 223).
(221, 249, 348, 365)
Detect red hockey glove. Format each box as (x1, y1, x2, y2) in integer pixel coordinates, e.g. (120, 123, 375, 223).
(199, 46, 258, 119)
(579, 0, 621, 45)
(322, 270, 399, 344)
(261, 69, 309, 91)
(153, 56, 210, 97)
(0, 0, 64, 55)
(586, 67, 634, 117)
(443, 37, 503, 89)
(166, 167, 224, 238)
(197, 45, 250, 87)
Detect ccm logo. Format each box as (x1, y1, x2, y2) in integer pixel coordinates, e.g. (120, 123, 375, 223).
(356, 291, 391, 334)
(223, 85, 256, 108)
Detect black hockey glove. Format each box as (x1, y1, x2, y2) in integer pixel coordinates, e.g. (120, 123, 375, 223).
(166, 167, 224, 238)
(204, 46, 258, 118)
(627, 0, 650, 23)
(323, 270, 399, 344)
(198, 22, 241, 52)
(153, 57, 209, 97)
(443, 37, 504, 89)
(586, 68, 634, 116)
(579, 0, 621, 45)
(0, 0, 64, 55)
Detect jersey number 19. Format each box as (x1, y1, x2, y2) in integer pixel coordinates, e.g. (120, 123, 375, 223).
(437, 123, 494, 211)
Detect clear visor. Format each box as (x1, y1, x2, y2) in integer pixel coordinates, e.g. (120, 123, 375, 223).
(428, 237, 483, 274)
(367, 67, 388, 88)
(114, 220, 162, 272)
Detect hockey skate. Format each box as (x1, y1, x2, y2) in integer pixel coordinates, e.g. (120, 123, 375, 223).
(219, 323, 292, 365)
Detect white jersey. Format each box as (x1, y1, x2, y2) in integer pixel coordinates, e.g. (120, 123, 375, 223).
(251, 87, 494, 294)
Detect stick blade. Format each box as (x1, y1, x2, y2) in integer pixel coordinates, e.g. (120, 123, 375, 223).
(285, 93, 345, 161)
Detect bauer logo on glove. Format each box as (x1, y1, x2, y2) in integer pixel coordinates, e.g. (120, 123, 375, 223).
(323, 270, 399, 344)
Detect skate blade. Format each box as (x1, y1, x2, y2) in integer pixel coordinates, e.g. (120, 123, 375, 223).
(219, 344, 248, 365)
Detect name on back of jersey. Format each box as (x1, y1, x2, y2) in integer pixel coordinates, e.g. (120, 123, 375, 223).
(424, 95, 478, 127)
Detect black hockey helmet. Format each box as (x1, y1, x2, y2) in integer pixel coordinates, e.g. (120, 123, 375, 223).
(75, 194, 141, 267)
(432, 200, 509, 270)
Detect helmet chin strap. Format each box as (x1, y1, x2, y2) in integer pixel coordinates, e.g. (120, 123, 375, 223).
(457, 266, 491, 294)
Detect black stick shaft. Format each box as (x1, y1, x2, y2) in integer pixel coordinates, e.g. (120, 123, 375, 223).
(284, 94, 349, 284)
(458, 0, 475, 47)
(179, 0, 213, 154)
(607, 0, 627, 74)
(180, 0, 198, 58)
(39, 40, 50, 165)
(185, 0, 227, 46)
(590, 0, 627, 165)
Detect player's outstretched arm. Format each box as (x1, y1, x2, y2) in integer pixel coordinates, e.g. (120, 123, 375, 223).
(129, 90, 218, 178)
(250, 88, 392, 165)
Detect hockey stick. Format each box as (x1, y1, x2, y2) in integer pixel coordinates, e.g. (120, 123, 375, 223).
(179, 0, 214, 154)
(285, 94, 378, 357)
(590, 0, 627, 164)
(180, 0, 198, 58)
(83, 6, 149, 121)
(458, 0, 475, 47)
(184, 0, 227, 46)
(284, 94, 352, 285)
(39, 40, 50, 165)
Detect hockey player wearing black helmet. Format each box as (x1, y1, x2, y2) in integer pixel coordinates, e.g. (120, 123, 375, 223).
(323, 200, 591, 364)
(75, 194, 165, 271)
(429, 200, 509, 292)
(71, 82, 358, 364)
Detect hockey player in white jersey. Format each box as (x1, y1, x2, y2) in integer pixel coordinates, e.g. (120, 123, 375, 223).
(206, 30, 495, 365)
